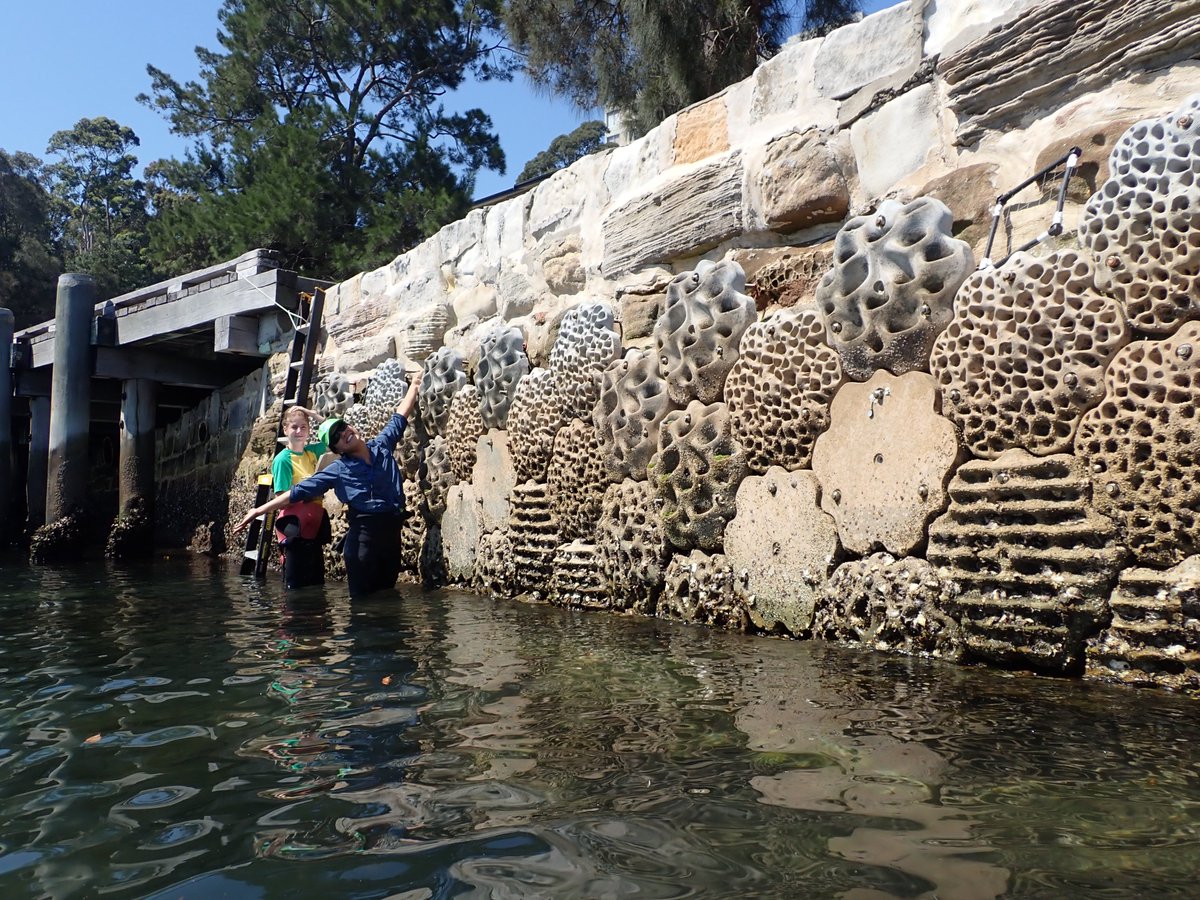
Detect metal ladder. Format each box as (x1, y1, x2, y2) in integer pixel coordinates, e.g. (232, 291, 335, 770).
(240, 288, 326, 577)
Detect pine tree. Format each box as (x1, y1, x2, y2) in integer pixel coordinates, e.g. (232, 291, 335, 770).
(139, 0, 517, 277)
(502, 0, 860, 137)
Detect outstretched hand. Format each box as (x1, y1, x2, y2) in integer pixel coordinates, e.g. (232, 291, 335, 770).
(232, 508, 258, 535)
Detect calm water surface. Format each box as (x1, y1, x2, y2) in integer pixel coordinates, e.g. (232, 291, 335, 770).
(0, 557, 1198, 899)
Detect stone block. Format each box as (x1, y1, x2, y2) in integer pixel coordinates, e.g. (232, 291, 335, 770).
(850, 83, 941, 199)
(940, 0, 1200, 147)
(618, 290, 662, 342)
(758, 128, 851, 232)
(750, 35, 837, 127)
(538, 233, 586, 295)
(724, 467, 838, 637)
(673, 96, 730, 166)
(914, 162, 1000, 250)
(601, 152, 744, 275)
(923, 0, 1041, 58)
(814, 2, 921, 100)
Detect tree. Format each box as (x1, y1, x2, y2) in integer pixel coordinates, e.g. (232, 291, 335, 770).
(44, 117, 153, 299)
(139, 0, 517, 277)
(502, 0, 860, 137)
(0, 151, 60, 326)
(516, 120, 608, 182)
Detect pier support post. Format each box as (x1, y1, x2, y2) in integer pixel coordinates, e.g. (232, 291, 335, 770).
(0, 309, 12, 544)
(27, 396, 50, 531)
(108, 378, 157, 559)
(119, 378, 156, 510)
(45, 274, 95, 522)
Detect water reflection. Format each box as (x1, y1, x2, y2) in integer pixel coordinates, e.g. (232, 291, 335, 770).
(727, 640, 1008, 899)
(1, 559, 1199, 898)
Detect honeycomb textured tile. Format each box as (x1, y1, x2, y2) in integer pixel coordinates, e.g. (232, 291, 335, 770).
(654, 259, 757, 405)
(507, 368, 565, 484)
(1080, 94, 1200, 334)
(930, 249, 1128, 458)
(594, 349, 677, 482)
(476, 324, 529, 429)
(651, 400, 748, 551)
(726, 308, 844, 473)
(419, 346, 469, 436)
(597, 479, 669, 615)
(1075, 322, 1200, 566)
(445, 385, 485, 483)
(661, 551, 749, 631)
(813, 553, 963, 660)
(548, 301, 622, 420)
(547, 418, 607, 542)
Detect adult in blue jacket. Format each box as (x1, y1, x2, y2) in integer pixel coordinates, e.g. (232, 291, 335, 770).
(236, 377, 420, 596)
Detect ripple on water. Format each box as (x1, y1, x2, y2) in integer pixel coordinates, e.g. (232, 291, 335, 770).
(94, 676, 171, 695)
(114, 785, 200, 811)
(127, 725, 213, 747)
(138, 818, 217, 850)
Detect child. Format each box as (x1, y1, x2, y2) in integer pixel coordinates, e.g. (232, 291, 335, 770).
(237, 378, 420, 597)
(270, 405, 332, 589)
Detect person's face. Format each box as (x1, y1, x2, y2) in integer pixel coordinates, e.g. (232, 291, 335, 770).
(332, 424, 360, 453)
(284, 416, 311, 442)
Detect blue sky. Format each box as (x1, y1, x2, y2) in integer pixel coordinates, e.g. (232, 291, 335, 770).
(0, 1, 897, 201)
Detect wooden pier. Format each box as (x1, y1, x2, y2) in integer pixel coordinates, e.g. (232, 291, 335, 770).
(4, 249, 331, 541)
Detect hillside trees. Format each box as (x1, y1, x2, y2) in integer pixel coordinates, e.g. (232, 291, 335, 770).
(502, 0, 860, 137)
(44, 117, 154, 299)
(516, 120, 608, 182)
(0, 151, 60, 326)
(140, 0, 517, 277)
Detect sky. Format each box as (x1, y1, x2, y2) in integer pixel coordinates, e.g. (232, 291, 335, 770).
(0, 0, 898, 202)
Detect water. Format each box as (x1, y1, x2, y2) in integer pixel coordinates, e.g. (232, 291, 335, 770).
(0, 558, 1198, 899)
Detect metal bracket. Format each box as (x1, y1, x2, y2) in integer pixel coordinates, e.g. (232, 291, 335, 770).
(979, 147, 1082, 269)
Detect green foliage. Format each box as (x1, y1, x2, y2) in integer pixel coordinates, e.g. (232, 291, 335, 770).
(502, 0, 860, 137)
(44, 116, 154, 299)
(516, 120, 608, 183)
(139, 0, 516, 278)
(0, 151, 60, 326)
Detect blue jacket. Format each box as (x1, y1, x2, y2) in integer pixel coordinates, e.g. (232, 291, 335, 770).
(289, 413, 408, 515)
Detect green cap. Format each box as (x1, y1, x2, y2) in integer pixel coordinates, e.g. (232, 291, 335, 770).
(318, 417, 347, 448)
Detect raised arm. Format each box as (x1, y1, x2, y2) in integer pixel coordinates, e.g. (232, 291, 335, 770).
(289, 405, 325, 422)
(396, 376, 420, 418)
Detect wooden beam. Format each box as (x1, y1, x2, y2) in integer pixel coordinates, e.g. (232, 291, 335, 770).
(113, 269, 291, 346)
(24, 269, 295, 368)
(15, 349, 255, 394)
(94, 347, 257, 389)
(214, 315, 266, 355)
(14, 370, 212, 410)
